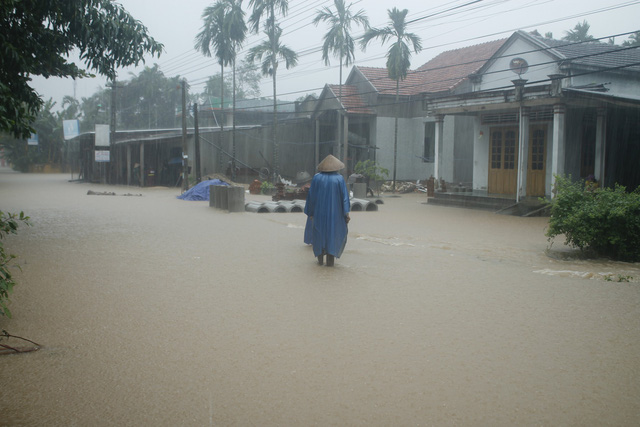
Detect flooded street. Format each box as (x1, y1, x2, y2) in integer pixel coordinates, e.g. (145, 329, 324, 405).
(1, 168, 639, 426)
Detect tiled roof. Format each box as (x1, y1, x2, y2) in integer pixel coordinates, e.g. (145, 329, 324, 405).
(531, 34, 640, 73)
(356, 66, 426, 96)
(356, 39, 506, 96)
(327, 84, 375, 115)
(416, 39, 507, 92)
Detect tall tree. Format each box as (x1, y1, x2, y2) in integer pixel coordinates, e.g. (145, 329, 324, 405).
(117, 65, 181, 130)
(196, 0, 247, 180)
(0, 0, 163, 139)
(195, 1, 235, 173)
(313, 0, 369, 168)
(248, 0, 292, 181)
(622, 31, 640, 47)
(360, 7, 422, 191)
(563, 20, 595, 42)
(224, 0, 247, 181)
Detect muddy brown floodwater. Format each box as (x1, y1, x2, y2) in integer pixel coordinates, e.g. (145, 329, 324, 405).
(1, 168, 639, 426)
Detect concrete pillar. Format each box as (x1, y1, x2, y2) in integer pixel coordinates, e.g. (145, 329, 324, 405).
(343, 114, 349, 171)
(214, 186, 228, 210)
(315, 118, 320, 168)
(434, 114, 444, 180)
(517, 106, 530, 201)
(594, 107, 607, 184)
(353, 182, 366, 199)
(551, 104, 566, 195)
(209, 185, 217, 208)
(126, 144, 131, 186)
(227, 186, 245, 212)
(139, 143, 145, 187)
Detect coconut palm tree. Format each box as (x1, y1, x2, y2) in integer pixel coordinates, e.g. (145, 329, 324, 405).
(248, 0, 291, 181)
(313, 0, 369, 169)
(622, 31, 640, 47)
(247, 25, 298, 179)
(222, 0, 247, 181)
(563, 20, 595, 42)
(195, 1, 234, 173)
(360, 7, 422, 192)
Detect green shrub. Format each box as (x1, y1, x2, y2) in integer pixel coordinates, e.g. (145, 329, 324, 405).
(546, 175, 640, 261)
(260, 181, 274, 195)
(354, 160, 389, 196)
(1, 211, 30, 317)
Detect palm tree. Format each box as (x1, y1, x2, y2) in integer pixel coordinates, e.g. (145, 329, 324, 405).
(313, 0, 369, 170)
(195, 1, 234, 174)
(222, 0, 247, 181)
(563, 20, 595, 42)
(622, 31, 640, 47)
(248, 0, 291, 181)
(360, 7, 422, 192)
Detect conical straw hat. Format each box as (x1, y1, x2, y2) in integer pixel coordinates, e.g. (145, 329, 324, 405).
(317, 154, 345, 172)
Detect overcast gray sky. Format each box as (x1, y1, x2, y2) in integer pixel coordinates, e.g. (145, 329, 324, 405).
(31, 0, 640, 107)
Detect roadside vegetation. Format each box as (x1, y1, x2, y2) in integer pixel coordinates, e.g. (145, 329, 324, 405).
(546, 175, 640, 262)
(0, 211, 30, 318)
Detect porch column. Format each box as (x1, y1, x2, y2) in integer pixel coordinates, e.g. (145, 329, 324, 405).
(434, 114, 444, 180)
(594, 106, 607, 184)
(517, 106, 531, 201)
(315, 118, 320, 169)
(342, 114, 349, 176)
(139, 142, 145, 187)
(126, 144, 131, 186)
(551, 103, 566, 195)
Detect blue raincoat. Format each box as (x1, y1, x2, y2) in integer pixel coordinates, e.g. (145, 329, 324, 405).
(304, 172, 350, 258)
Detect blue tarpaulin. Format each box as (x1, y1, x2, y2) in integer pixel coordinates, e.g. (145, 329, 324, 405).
(177, 179, 229, 201)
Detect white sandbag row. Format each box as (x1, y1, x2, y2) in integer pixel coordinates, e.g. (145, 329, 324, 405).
(245, 200, 306, 213)
(245, 198, 378, 213)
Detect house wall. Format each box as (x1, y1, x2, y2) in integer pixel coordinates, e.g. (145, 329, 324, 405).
(480, 38, 559, 91)
(375, 116, 434, 181)
(452, 116, 475, 184)
(571, 70, 640, 99)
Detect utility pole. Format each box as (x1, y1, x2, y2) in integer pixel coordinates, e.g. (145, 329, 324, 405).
(181, 79, 189, 192)
(109, 77, 116, 184)
(194, 103, 201, 183)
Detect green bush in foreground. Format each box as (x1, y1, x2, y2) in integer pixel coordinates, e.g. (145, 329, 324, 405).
(546, 176, 640, 262)
(1, 211, 30, 318)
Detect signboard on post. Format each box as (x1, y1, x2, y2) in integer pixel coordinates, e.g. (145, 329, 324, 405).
(95, 150, 110, 162)
(95, 124, 110, 146)
(63, 120, 80, 140)
(27, 133, 38, 146)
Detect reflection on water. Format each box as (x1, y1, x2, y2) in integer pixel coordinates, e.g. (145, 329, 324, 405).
(1, 170, 639, 425)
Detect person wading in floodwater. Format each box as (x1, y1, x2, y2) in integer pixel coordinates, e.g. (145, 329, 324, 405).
(304, 154, 351, 267)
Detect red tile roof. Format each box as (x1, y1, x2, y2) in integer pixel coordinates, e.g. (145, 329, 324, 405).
(357, 39, 506, 96)
(327, 84, 375, 115)
(417, 39, 506, 93)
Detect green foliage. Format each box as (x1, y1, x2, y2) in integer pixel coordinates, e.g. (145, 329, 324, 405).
(622, 31, 640, 47)
(260, 180, 274, 194)
(354, 159, 389, 181)
(360, 7, 422, 82)
(0, 211, 30, 318)
(562, 20, 595, 42)
(0, 97, 68, 172)
(354, 160, 389, 196)
(546, 175, 640, 262)
(0, 0, 163, 139)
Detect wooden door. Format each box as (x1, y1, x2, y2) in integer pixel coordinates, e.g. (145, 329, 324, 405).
(488, 127, 518, 194)
(527, 126, 547, 197)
